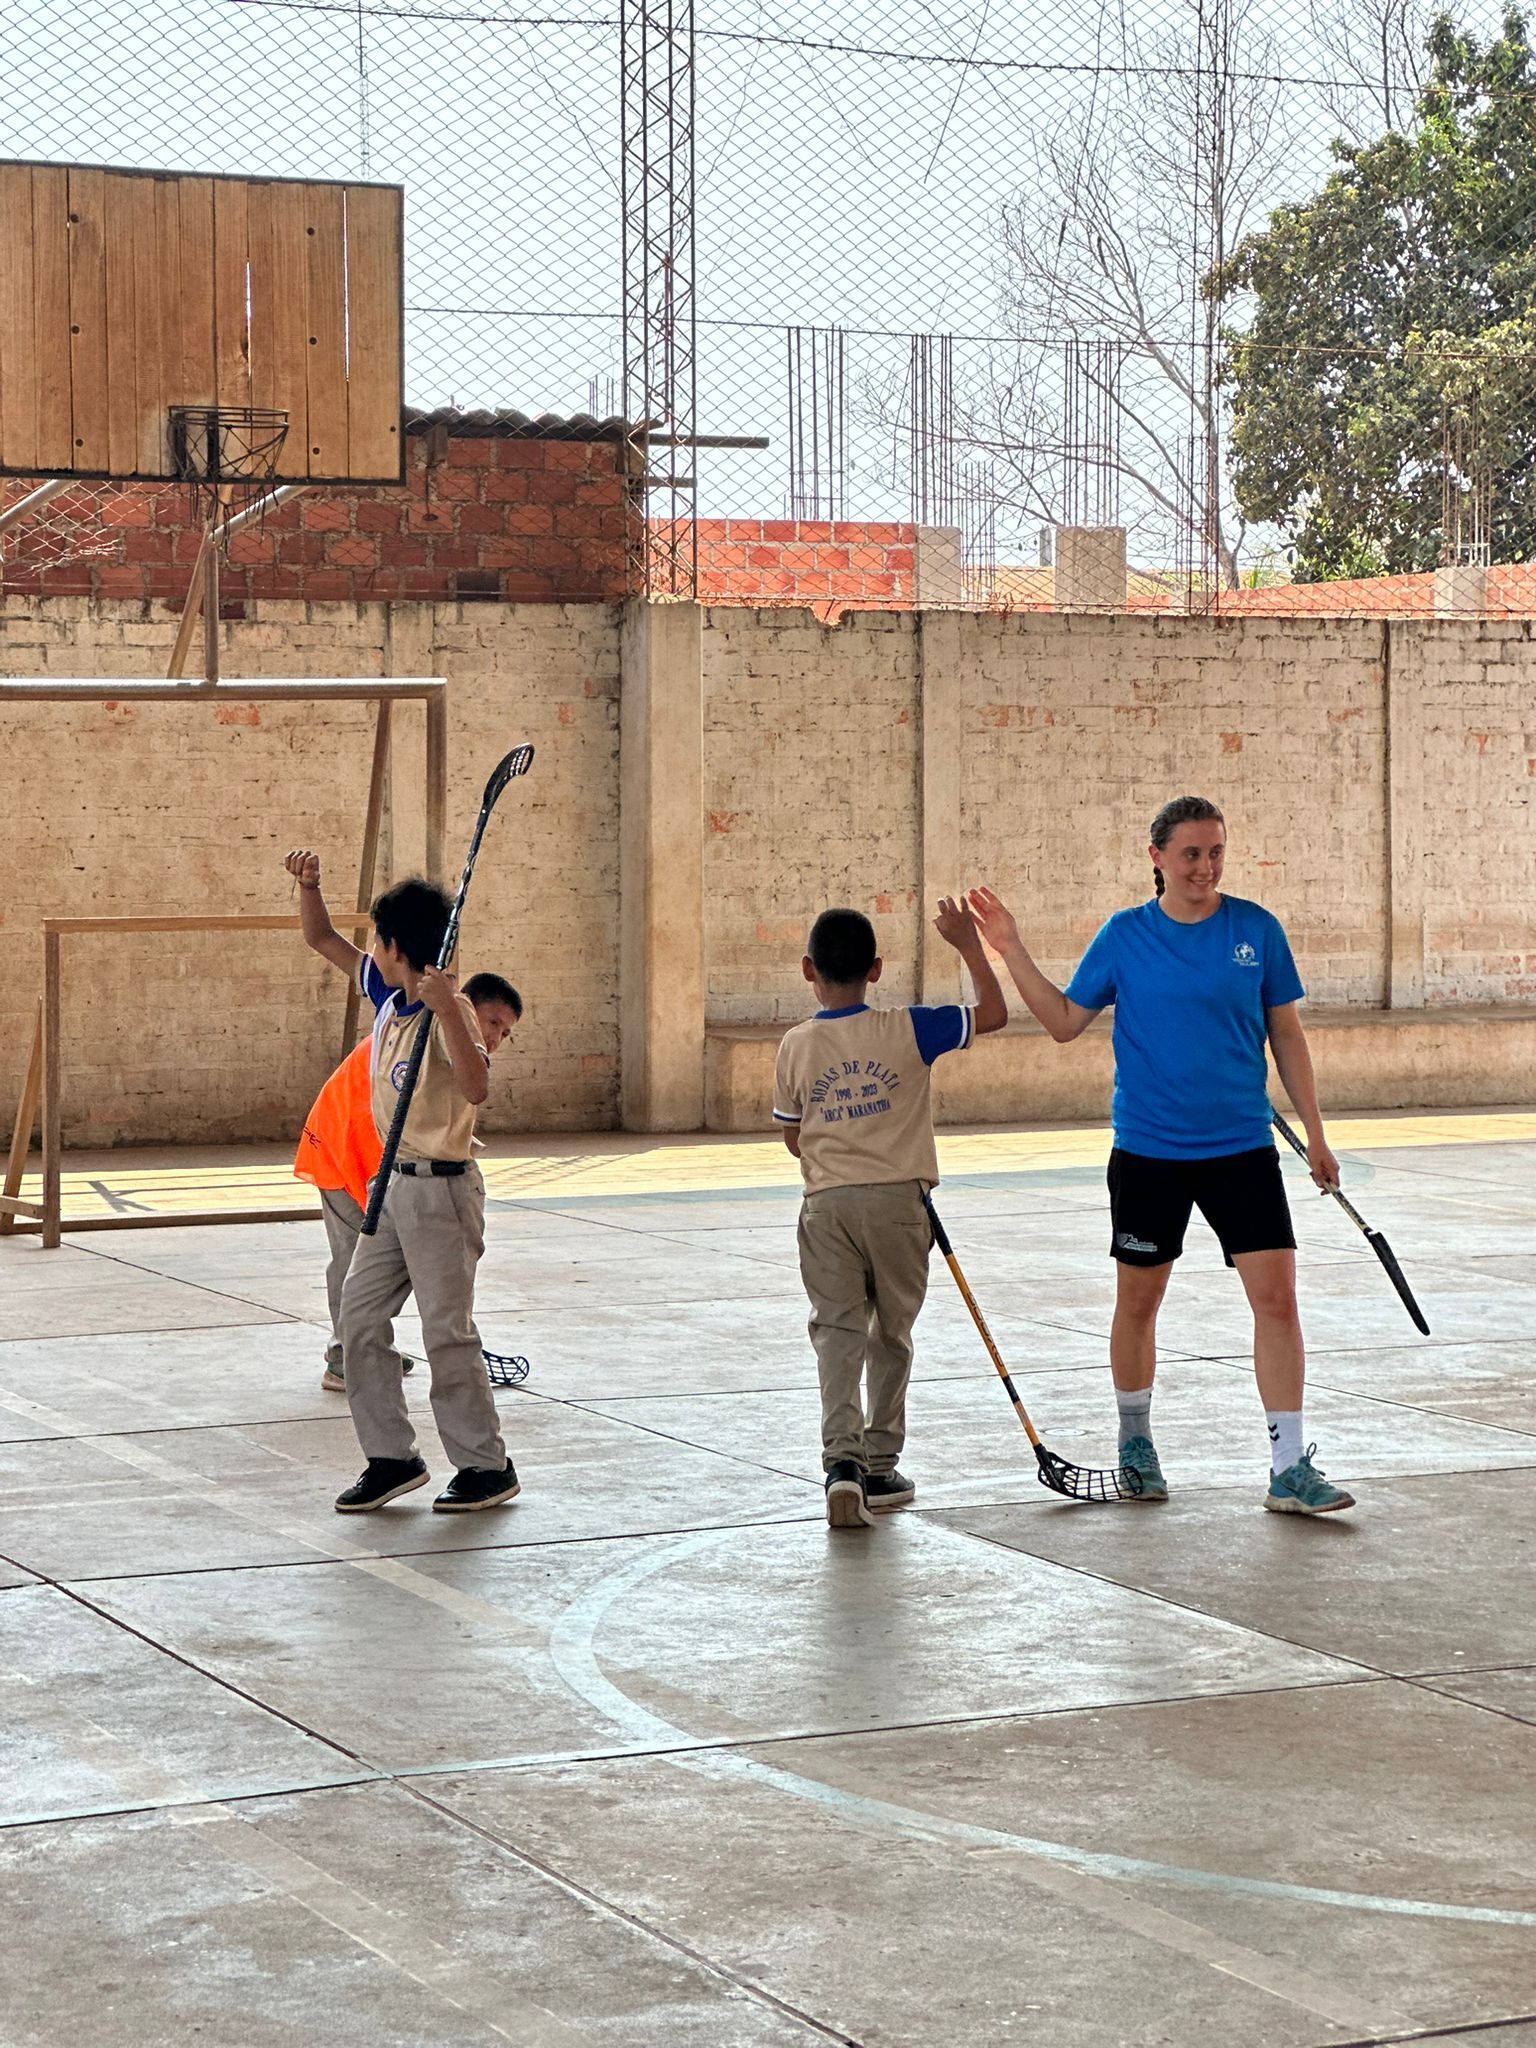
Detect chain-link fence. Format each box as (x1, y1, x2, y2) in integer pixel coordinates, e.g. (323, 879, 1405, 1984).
(3, 0, 1533, 613)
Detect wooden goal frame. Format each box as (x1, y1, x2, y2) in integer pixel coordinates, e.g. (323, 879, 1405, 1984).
(0, 675, 449, 1246)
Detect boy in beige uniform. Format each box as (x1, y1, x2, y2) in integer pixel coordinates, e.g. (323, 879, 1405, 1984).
(775, 900, 1006, 1528)
(284, 850, 520, 1515)
(297, 970, 522, 1394)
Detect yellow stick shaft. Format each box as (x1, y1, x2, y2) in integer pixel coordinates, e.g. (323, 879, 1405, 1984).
(938, 1247, 1044, 1451)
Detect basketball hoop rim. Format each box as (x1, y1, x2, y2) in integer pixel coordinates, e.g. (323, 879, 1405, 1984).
(168, 404, 291, 489)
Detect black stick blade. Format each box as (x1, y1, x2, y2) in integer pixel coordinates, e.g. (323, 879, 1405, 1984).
(482, 1349, 531, 1388)
(1035, 1443, 1144, 1501)
(482, 743, 535, 809)
(1365, 1228, 1430, 1335)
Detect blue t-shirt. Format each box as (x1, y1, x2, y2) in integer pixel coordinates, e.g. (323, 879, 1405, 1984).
(1064, 896, 1304, 1160)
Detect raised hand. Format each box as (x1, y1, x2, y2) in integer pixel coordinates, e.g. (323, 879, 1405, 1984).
(933, 894, 982, 952)
(284, 849, 321, 890)
(966, 885, 1021, 955)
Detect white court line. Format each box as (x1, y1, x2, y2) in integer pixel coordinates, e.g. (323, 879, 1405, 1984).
(547, 1530, 1536, 1955)
(8, 1383, 1533, 2030)
(9, 1377, 1535, 1953)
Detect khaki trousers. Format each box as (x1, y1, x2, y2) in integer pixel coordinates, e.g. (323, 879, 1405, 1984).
(319, 1187, 401, 1376)
(339, 1164, 506, 1473)
(798, 1179, 931, 1474)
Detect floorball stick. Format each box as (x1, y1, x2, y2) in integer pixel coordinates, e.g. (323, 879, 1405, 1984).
(1272, 1109, 1430, 1334)
(923, 1193, 1143, 1501)
(361, 743, 535, 1236)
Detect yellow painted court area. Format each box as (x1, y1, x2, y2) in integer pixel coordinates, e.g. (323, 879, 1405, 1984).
(12, 1109, 1536, 1223)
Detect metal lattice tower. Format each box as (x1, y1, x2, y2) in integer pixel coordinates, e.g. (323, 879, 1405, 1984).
(621, 0, 698, 599)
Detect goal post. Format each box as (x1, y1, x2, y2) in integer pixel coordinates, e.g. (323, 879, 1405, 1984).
(0, 674, 448, 1246)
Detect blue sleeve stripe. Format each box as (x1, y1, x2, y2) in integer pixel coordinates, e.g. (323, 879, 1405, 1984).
(771, 1108, 802, 1124)
(959, 1005, 974, 1049)
(910, 1004, 971, 1065)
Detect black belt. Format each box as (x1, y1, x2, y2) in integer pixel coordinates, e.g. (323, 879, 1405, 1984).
(393, 1160, 469, 1177)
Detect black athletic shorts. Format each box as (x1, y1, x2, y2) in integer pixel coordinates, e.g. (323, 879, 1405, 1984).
(1107, 1145, 1295, 1268)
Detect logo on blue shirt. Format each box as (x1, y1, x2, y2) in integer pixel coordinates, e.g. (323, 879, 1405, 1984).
(1233, 941, 1259, 966)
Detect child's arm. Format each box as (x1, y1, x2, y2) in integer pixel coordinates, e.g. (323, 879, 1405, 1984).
(284, 850, 365, 976)
(933, 896, 1007, 1033)
(421, 969, 490, 1107)
(967, 886, 1096, 1043)
(772, 1037, 804, 1157)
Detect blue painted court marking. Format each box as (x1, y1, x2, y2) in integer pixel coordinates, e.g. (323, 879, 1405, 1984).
(549, 1528, 1536, 1931)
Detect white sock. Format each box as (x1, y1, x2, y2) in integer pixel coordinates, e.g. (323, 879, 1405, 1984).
(1115, 1386, 1153, 1450)
(1267, 1410, 1304, 1475)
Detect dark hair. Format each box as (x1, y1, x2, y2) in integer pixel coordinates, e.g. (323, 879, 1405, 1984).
(370, 877, 451, 971)
(1148, 796, 1225, 896)
(464, 970, 524, 1020)
(807, 907, 878, 984)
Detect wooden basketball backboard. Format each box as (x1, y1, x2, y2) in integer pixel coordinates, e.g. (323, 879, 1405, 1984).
(0, 162, 403, 484)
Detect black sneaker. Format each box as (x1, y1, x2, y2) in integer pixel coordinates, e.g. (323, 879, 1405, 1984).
(334, 1456, 429, 1514)
(433, 1462, 521, 1513)
(864, 1469, 916, 1511)
(824, 1458, 874, 1529)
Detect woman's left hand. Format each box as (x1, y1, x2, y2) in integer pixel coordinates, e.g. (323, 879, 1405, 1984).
(1308, 1137, 1340, 1192)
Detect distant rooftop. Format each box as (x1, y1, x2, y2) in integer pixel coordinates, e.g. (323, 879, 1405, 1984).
(403, 406, 629, 441)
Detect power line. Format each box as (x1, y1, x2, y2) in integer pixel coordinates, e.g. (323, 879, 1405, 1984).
(403, 306, 1536, 363)
(226, 0, 1536, 101)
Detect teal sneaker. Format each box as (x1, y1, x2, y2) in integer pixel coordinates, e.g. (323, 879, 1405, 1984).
(1118, 1435, 1168, 1502)
(1265, 1445, 1355, 1515)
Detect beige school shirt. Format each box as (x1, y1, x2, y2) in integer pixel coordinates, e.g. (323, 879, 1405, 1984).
(773, 1002, 975, 1196)
(360, 957, 489, 1164)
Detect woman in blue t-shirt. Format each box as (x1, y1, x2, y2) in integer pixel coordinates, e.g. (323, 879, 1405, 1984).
(969, 795, 1355, 1515)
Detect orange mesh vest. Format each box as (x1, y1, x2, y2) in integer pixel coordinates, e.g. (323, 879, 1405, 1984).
(293, 1039, 382, 1209)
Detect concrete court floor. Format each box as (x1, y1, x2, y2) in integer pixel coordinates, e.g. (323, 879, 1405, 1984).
(1, 1111, 1534, 2048)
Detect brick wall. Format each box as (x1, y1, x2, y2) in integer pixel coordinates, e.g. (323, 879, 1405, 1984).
(1413, 622, 1536, 1003)
(957, 612, 1390, 1005)
(1, 431, 629, 608)
(696, 521, 918, 607)
(700, 609, 922, 1023)
(2, 597, 1532, 1143)
(0, 597, 620, 1144)
(695, 606, 1534, 1031)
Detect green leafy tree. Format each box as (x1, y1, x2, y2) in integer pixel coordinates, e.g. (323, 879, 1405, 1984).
(1215, 9, 1536, 579)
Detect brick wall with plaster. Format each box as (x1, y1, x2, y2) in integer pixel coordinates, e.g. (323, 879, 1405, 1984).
(956, 612, 1391, 1006)
(2, 595, 1533, 1143)
(0, 597, 620, 1144)
(701, 607, 922, 1023)
(1412, 621, 1536, 1004)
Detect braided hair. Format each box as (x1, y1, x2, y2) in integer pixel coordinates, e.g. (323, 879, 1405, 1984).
(1149, 795, 1224, 897)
